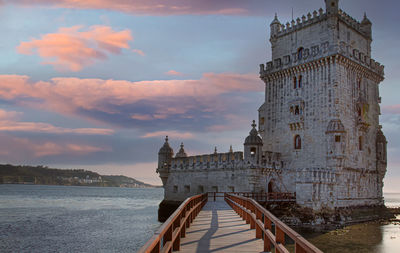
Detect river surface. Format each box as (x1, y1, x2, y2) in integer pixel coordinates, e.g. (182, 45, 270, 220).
(0, 184, 163, 253)
(1, 185, 400, 252)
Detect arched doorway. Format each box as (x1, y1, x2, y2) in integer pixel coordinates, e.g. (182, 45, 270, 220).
(267, 179, 275, 193)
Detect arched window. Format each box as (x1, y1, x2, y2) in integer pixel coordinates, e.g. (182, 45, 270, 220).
(295, 106, 300, 115)
(294, 135, 302, 149)
(298, 75, 303, 88)
(359, 136, 363, 151)
(297, 47, 304, 60)
(293, 76, 297, 89)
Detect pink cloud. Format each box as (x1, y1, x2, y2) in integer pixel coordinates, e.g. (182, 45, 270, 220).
(8, 0, 250, 16)
(0, 73, 262, 123)
(132, 49, 145, 56)
(382, 105, 400, 114)
(141, 131, 194, 139)
(0, 109, 114, 135)
(131, 114, 152, 121)
(17, 25, 132, 71)
(166, 70, 183, 76)
(0, 135, 109, 158)
(0, 109, 22, 121)
(0, 121, 114, 135)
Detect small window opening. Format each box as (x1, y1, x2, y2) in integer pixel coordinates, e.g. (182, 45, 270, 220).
(357, 106, 362, 118)
(359, 136, 363, 151)
(173, 185, 178, 193)
(335, 136, 341, 143)
(293, 76, 297, 89)
(295, 106, 300, 115)
(184, 185, 190, 193)
(250, 147, 256, 157)
(298, 75, 302, 88)
(260, 117, 265, 125)
(297, 47, 304, 60)
(294, 135, 302, 150)
(331, 2, 335, 7)
(198, 185, 204, 193)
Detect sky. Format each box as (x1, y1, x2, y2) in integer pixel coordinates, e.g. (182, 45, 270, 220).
(0, 0, 399, 191)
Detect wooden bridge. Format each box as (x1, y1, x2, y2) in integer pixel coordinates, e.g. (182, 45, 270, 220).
(139, 193, 322, 253)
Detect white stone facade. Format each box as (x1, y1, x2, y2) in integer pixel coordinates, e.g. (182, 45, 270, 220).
(157, 0, 387, 211)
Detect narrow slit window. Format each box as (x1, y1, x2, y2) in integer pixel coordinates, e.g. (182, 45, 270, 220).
(294, 135, 302, 149)
(298, 75, 302, 88)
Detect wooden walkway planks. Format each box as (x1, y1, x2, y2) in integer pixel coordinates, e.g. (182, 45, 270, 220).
(179, 200, 264, 253)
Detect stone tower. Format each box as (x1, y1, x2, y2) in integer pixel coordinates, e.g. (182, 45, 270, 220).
(259, 0, 387, 209)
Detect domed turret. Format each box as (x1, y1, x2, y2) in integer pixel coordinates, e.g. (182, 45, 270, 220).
(175, 143, 187, 158)
(159, 136, 174, 155)
(244, 120, 263, 165)
(245, 120, 263, 145)
(360, 13, 372, 38)
(270, 13, 281, 38)
(157, 136, 174, 186)
(325, 0, 339, 15)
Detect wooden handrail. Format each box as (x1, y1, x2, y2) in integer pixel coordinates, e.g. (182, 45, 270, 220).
(225, 193, 322, 253)
(138, 193, 208, 253)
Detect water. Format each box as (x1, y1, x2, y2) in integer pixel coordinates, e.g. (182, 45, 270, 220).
(384, 193, 400, 208)
(0, 184, 163, 253)
(1, 185, 400, 253)
(299, 193, 400, 253)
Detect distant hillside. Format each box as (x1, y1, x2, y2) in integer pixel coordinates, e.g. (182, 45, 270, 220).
(0, 164, 158, 188)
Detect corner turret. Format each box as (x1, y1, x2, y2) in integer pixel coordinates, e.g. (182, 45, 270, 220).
(325, 0, 339, 15)
(244, 120, 263, 164)
(360, 13, 372, 38)
(270, 13, 281, 39)
(157, 136, 174, 185)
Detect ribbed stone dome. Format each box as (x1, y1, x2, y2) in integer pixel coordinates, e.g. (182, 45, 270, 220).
(326, 119, 346, 133)
(159, 136, 174, 155)
(175, 143, 187, 158)
(270, 13, 280, 25)
(244, 120, 263, 145)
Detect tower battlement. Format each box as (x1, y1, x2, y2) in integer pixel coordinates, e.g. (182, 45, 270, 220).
(271, 8, 326, 38)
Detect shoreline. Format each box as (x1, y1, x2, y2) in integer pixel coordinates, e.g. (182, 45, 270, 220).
(0, 182, 161, 189)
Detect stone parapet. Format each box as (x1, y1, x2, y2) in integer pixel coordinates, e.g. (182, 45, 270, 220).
(273, 8, 371, 40)
(260, 54, 384, 83)
(273, 9, 326, 39)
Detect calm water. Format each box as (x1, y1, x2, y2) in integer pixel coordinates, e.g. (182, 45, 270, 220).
(0, 184, 163, 253)
(1, 185, 400, 252)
